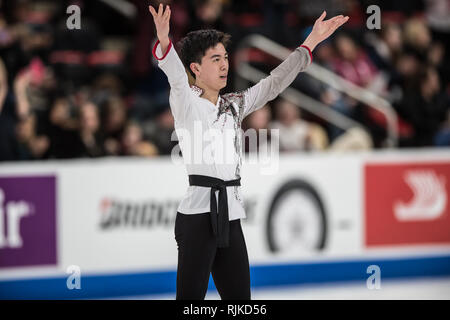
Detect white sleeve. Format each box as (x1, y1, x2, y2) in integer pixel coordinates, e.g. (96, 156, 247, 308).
(153, 40, 191, 122)
(242, 45, 312, 119)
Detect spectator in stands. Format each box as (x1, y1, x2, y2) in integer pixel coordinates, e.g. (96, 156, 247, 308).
(333, 33, 379, 88)
(427, 41, 449, 90)
(425, 0, 450, 87)
(397, 66, 449, 146)
(403, 17, 432, 63)
(120, 120, 158, 157)
(15, 112, 49, 160)
(101, 95, 127, 156)
(331, 33, 391, 146)
(142, 107, 178, 155)
(270, 98, 328, 151)
(366, 23, 403, 73)
(46, 96, 83, 159)
(78, 100, 105, 157)
(242, 103, 272, 153)
(390, 52, 421, 100)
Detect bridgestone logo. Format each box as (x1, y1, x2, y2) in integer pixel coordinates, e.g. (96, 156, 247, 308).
(99, 198, 179, 229)
(99, 196, 257, 229)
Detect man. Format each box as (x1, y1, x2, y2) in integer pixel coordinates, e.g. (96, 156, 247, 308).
(149, 3, 348, 300)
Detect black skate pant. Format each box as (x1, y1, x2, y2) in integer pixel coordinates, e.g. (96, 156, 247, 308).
(174, 211, 251, 300)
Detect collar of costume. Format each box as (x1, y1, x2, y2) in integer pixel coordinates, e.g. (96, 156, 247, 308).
(190, 84, 204, 97)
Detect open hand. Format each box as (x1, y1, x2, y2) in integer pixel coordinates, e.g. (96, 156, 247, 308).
(149, 4, 171, 43)
(303, 11, 349, 51)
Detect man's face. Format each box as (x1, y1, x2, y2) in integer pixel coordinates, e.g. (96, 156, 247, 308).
(192, 42, 229, 92)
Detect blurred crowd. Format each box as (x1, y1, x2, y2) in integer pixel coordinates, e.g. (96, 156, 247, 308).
(0, 0, 449, 162)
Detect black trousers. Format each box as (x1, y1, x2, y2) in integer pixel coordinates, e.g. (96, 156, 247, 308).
(175, 211, 251, 300)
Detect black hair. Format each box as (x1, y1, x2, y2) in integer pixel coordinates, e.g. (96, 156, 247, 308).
(178, 29, 231, 78)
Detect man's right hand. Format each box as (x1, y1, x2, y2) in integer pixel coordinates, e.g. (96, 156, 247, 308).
(149, 3, 171, 53)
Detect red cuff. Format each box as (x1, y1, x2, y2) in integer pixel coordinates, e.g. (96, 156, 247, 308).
(152, 39, 172, 61)
(300, 45, 313, 62)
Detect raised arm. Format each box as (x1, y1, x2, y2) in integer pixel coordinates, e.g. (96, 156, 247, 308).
(242, 11, 349, 119)
(149, 4, 190, 121)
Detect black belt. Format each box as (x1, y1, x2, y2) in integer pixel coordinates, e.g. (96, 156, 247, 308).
(188, 174, 241, 248)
